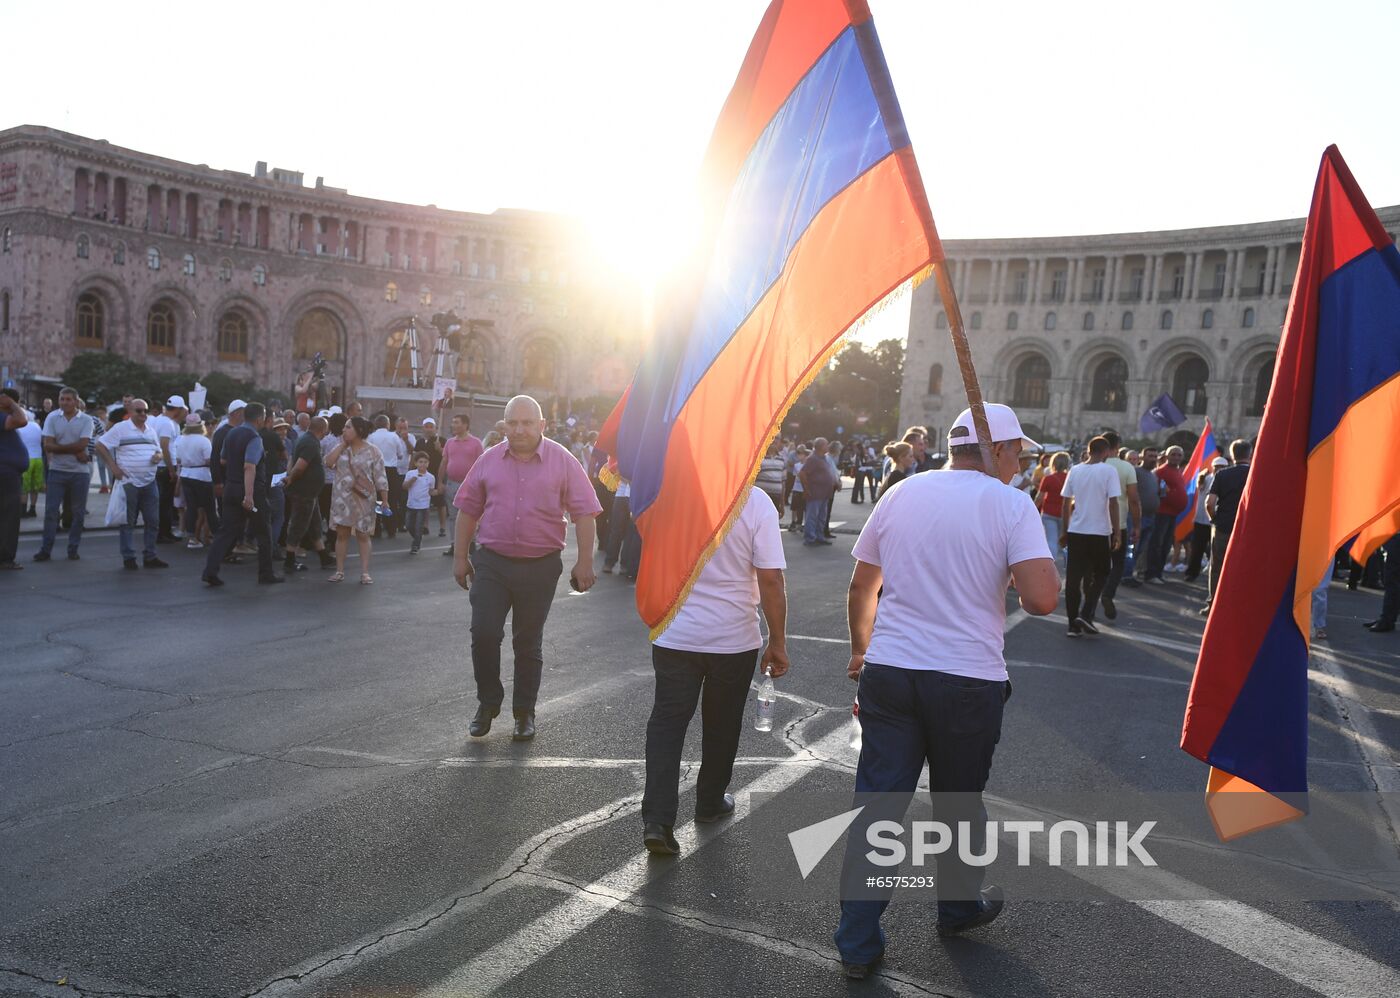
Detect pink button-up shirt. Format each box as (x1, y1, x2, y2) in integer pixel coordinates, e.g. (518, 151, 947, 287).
(454, 435, 602, 557)
(441, 433, 484, 482)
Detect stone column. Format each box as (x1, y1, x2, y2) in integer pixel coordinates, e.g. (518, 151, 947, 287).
(1148, 254, 1164, 304)
(1029, 258, 1044, 306)
(1189, 251, 1204, 300)
(1105, 256, 1119, 303)
(1231, 248, 1246, 299)
(991, 259, 1003, 304)
(1263, 245, 1278, 296)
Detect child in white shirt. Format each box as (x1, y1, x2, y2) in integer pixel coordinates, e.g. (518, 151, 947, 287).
(402, 452, 436, 554)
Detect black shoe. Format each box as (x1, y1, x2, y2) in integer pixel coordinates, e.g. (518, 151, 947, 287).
(223, 554, 244, 565)
(1347, 582, 1359, 591)
(143, 557, 169, 569)
(696, 793, 736, 824)
(468, 706, 499, 737)
(1067, 621, 1082, 638)
(842, 949, 884, 980)
(284, 554, 297, 570)
(291, 560, 308, 572)
(512, 713, 536, 741)
(936, 886, 1005, 937)
(67, 551, 80, 561)
(1101, 596, 1117, 620)
(202, 574, 224, 587)
(123, 558, 138, 571)
(443, 545, 454, 557)
(258, 574, 285, 585)
(1367, 620, 1396, 633)
(1122, 577, 1143, 589)
(1075, 617, 1099, 635)
(643, 822, 680, 856)
(32, 551, 51, 562)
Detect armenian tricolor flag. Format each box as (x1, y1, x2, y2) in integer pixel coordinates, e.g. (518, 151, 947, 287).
(1181, 146, 1400, 840)
(1173, 419, 1220, 545)
(598, 0, 941, 635)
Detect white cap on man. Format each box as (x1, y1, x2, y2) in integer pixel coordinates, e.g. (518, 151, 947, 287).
(422, 416, 436, 427)
(165, 395, 186, 409)
(1211, 456, 1230, 469)
(227, 399, 247, 414)
(947, 403, 1040, 451)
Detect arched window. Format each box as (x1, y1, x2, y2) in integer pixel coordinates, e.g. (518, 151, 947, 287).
(1043, 311, 1057, 331)
(252, 265, 267, 287)
(927, 362, 943, 395)
(217, 311, 250, 362)
(458, 334, 490, 387)
(935, 311, 947, 329)
(218, 258, 233, 282)
(1082, 312, 1095, 331)
(76, 292, 105, 346)
(1121, 311, 1134, 331)
(1201, 308, 1214, 329)
(1171, 355, 1210, 415)
(293, 307, 344, 361)
(1247, 354, 1275, 416)
(385, 281, 398, 302)
(182, 253, 196, 276)
(76, 234, 90, 259)
(1006, 311, 1019, 331)
(1242, 307, 1256, 328)
(419, 285, 432, 306)
(113, 241, 126, 265)
(1011, 354, 1051, 408)
(1, 290, 9, 333)
(146, 300, 177, 354)
(1, 227, 10, 253)
(1087, 356, 1129, 412)
(1160, 309, 1173, 330)
(146, 246, 161, 270)
(970, 311, 982, 331)
(522, 339, 558, 389)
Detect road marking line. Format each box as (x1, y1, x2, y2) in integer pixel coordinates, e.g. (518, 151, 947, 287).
(1006, 658, 1189, 687)
(516, 870, 966, 998)
(291, 747, 819, 770)
(788, 633, 845, 644)
(415, 724, 852, 998)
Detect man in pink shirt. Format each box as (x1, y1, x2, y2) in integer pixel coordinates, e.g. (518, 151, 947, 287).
(439, 412, 485, 557)
(453, 395, 602, 740)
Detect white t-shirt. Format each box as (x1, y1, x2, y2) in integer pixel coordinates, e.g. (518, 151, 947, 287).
(367, 428, 405, 472)
(149, 413, 179, 466)
(398, 432, 417, 474)
(853, 470, 1050, 681)
(99, 420, 161, 486)
(173, 434, 213, 482)
(18, 420, 42, 459)
(655, 487, 787, 654)
(403, 469, 435, 509)
(1060, 462, 1122, 536)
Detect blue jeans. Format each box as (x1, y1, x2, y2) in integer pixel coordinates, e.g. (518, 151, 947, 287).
(834, 663, 1007, 963)
(803, 497, 830, 543)
(1041, 513, 1063, 568)
(266, 484, 286, 549)
(406, 507, 428, 551)
(119, 481, 159, 562)
(40, 469, 90, 554)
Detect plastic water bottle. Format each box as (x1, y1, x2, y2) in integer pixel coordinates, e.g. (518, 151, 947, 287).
(849, 698, 862, 752)
(754, 667, 776, 731)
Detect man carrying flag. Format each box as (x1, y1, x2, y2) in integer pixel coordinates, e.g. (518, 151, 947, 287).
(1182, 146, 1400, 840)
(1171, 419, 1220, 572)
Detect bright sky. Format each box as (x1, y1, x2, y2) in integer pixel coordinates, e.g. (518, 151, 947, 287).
(11, 0, 1400, 298)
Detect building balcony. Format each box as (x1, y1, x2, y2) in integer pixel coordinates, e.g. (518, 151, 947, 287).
(1196, 288, 1224, 301)
(1004, 293, 1027, 304)
(1158, 291, 1182, 302)
(1238, 287, 1264, 299)
(1080, 291, 1104, 303)
(1118, 291, 1143, 303)
(964, 293, 990, 304)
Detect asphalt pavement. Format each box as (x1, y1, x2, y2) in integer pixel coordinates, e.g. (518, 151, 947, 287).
(2, 494, 1399, 998)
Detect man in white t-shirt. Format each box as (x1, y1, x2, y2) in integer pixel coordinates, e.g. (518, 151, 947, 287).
(150, 395, 184, 543)
(366, 415, 405, 539)
(1058, 435, 1122, 636)
(641, 486, 789, 857)
(835, 403, 1058, 977)
(95, 398, 168, 570)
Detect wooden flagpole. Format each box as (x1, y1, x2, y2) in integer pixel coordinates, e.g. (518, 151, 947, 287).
(929, 255, 997, 474)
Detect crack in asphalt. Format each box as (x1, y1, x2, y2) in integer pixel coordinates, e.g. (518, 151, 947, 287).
(236, 775, 680, 998)
(0, 965, 177, 998)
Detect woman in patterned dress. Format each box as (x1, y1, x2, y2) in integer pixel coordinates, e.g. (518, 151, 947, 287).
(326, 415, 389, 584)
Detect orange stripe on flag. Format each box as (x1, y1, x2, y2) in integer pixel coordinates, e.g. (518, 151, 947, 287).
(1295, 372, 1400, 634)
(1205, 767, 1306, 841)
(634, 154, 932, 631)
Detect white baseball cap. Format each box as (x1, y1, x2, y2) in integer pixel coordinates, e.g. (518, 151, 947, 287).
(227, 399, 247, 414)
(422, 416, 436, 426)
(947, 403, 1040, 451)
(165, 395, 186, 409)
(1211, 456, 1229, 468)
(328, 405, 343, 415)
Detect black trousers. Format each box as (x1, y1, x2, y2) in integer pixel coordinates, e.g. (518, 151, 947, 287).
(1065, 533, 1111, 623)
(0, 469, 20, 564)
(642, 645, 758, 827)
(469, 547, 563, 716)
(379, 468, 401, 537)
(1102, 528, 1129, 600)
(204, 488, 274, 580)
(156, 468, 177, 539)
(1185, 522, 1212, 580)
(180, 478, 218, 537)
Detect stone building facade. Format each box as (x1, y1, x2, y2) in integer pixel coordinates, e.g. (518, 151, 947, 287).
(0, 125, 640, 405)
(899, 206, 1400, 446)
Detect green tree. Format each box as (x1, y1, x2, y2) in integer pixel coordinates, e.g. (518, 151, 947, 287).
(786, 338, 904, 442)
(59, 353, 153, 404)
